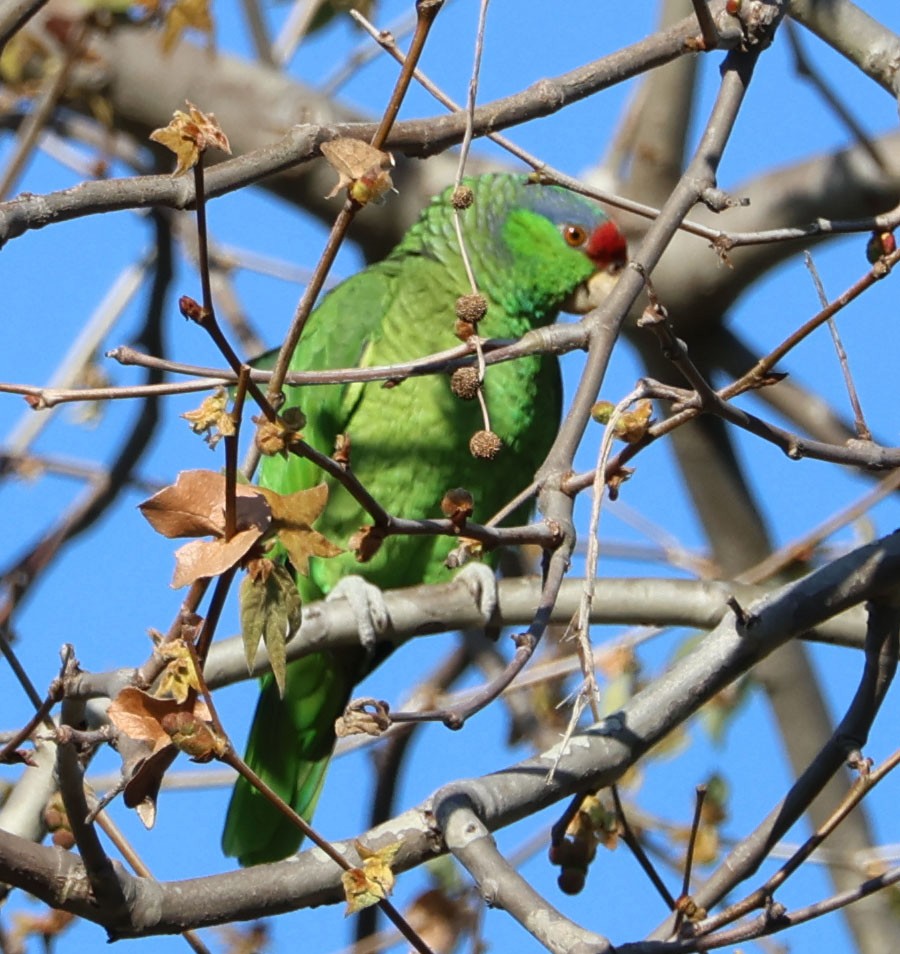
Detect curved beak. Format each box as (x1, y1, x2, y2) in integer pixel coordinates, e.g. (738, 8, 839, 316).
(562, 268, 622, 315)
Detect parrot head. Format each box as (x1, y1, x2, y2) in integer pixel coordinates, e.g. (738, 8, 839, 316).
(464, 174, 627, 322)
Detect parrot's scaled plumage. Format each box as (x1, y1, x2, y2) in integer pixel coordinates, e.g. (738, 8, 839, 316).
(222, 173, 626, 865)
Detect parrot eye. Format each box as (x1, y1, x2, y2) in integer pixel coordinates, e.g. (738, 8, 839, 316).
(562, 224, 588, 247)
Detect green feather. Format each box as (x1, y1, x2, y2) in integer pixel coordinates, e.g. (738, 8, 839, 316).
(221, 173, 624, 865)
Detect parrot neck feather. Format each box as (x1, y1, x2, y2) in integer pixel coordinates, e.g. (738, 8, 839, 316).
(389, 174, 607, 331)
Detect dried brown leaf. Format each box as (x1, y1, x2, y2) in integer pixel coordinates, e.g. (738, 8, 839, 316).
(128, 746, 179, 827)
(254, 411, 304, 457)
(140, 470, 273, 586)
(161, 0, 214, 53)
(405, 888, 472, 954)
(156, 639, 201, 703)
(256, 483, 343, 575)
(108, 687, 212, 751)
(182, 387, 235, 449)
(171, 527, 263, 588)
(256, 481, 327, 527)
(139, 469, 270, 540)
(109, 687, 213, 825)
(216, 922, 271, 954)
(108, 687, 181, 755)
(10, 909, 75, 950)
(348, 524, 385, 563)
(444, 536, 483, 569)
(591, 399, 653, 443)
(335, 698, 390, 738)
(333, 432, 351, 467)
(278, 526, 343, 575)
(320, 138, 394, 205)
(341, 839, 400, 914)
(150, 99, 229, 174)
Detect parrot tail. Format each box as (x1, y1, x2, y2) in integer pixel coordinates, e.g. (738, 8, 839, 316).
(221, 651, 350, 866)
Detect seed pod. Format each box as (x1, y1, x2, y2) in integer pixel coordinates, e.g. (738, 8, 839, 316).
(469, 430, 502, 460)
(451, 185, 475, 209)
(455, 293, 488, 323)
(450, 367, 480, 400)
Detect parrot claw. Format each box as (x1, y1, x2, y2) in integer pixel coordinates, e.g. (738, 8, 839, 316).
(455, 562, 499, 625)
(326, 575, 391, 653)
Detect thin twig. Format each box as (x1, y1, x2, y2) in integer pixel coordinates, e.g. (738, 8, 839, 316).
(785, 20, 883, 170)
(730, 247, 900, 393)
(672, 784, 708, 934)
(574, 387, 646, 723)
(224, 368, 251, 540)
(5, 253, 153, 453)
(239, 0, 274, 65)
(0, 19, 88, 199)
(272, 0, 324, 65)
(0, 213, 172, 627)
(90, 804, 212, 954)
(0, 627, 48, 711)
(322, 6, 421, 95)
(252, 0, 444, 478)
(0, 679, 62, 765)
(612, 786, 677, 910)
(570, 245, 900, 495)
(659, 597, 900, 937)
(804, 250, 871, 439)
(0, 0, 49, 50)
(738, 467, 900, 585)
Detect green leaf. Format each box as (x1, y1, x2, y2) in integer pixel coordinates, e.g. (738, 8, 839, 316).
(240, 563, 302, 696)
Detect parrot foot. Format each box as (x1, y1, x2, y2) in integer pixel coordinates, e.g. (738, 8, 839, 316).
(326, 575, 390, 653)
(454, 562, 499, 626)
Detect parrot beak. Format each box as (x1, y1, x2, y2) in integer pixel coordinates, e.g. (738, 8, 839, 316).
(562, 267, 621, 314)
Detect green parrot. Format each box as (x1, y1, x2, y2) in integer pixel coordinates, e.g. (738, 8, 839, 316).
(221, 173, 627, 865)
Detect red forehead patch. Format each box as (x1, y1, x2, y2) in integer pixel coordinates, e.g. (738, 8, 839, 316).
(586, 220, 627, 266)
